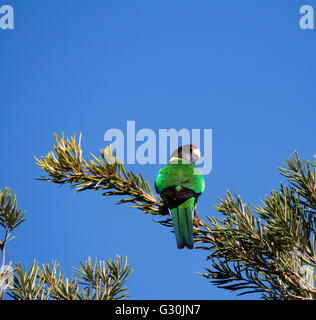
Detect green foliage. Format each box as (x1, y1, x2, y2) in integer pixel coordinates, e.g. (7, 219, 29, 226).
(36, 134, 316, 299)
(0, 187, 25, 237)
(9, 256, 132, 300)
(0, 186, 132, 300)
(195, 152, 316, 299)
(74, 256, 132, 300)
(0, 187, 25, 299)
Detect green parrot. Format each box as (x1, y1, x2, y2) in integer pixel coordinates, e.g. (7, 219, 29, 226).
(155, 145, 205, 249)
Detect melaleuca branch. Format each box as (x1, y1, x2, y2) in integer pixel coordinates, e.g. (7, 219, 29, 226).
(194, 190, 316, 299)
(35, 133, 168, 217)
(279, 152, 316, 212)
(194, 180, 316, 299)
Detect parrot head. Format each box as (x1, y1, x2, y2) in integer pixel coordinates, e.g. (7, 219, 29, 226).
(170, 144, 201, 164)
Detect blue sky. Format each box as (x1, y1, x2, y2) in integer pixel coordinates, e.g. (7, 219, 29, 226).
(1, 0, 316, 299)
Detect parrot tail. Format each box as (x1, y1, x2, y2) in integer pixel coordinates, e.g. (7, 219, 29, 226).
(171, 197, 195, 249)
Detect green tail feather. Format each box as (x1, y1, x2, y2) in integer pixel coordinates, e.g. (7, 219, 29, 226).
(171, 197, 195, 249)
